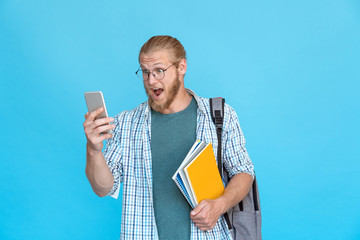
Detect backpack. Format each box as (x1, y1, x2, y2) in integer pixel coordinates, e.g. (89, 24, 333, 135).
(210, 97, 262, 240)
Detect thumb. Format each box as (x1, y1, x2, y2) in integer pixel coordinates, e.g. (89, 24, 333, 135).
(191, 201, 206, 216)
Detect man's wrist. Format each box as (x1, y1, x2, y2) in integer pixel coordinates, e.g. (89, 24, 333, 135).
(86, 143, 103, 158)
(215, 196, 229, 215)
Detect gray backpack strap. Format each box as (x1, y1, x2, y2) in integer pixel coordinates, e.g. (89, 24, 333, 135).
(209, 97, 232, 230)
(209, 97, 225, 175)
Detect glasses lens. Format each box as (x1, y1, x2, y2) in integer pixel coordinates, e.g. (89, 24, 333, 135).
(142, 71, 149, 81)
(153, 68, 165, 80)
(136, 70, 148, 81)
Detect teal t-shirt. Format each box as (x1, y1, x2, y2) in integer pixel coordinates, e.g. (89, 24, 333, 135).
(151, 97, 197, 239)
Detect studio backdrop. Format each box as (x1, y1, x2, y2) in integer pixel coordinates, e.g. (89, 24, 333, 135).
(0, 0, 359, 239)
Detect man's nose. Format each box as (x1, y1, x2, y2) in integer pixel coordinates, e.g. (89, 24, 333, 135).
(147, 72, 158, 85)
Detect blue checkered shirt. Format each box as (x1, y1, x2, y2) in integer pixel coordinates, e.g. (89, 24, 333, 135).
(103, 89, 254, 240)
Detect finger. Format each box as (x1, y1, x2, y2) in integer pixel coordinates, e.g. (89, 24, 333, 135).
(195, 223, 210, 229)
(193, 221, 210, 230)
(85, 118, 114, 139)
(193, 218, 215, 226)
(191, 201, 207, 217)
(192, 218, 207, 225)
(93, 117, 114, 126)
(191, 214, 210, 222)
(83, 113, 91, 128)
(94, 123, 115, 135)
(191, 214, 204, 221)
(84, 108, 107, 128)
(196, 222, 216, 231)
(88, 107, 104, 121)
(88, 133, 113, 146)
(98, 133, 113, 142)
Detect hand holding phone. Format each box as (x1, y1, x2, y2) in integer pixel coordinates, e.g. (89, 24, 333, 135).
(83, 91, 115, 153)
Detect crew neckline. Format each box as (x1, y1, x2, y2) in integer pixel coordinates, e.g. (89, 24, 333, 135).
(151, 97, 196, 118)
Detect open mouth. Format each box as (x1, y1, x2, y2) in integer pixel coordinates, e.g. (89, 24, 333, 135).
(152, 88, 163, 99)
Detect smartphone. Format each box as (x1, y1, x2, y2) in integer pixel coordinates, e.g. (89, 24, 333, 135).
(84, 91, 110, 133)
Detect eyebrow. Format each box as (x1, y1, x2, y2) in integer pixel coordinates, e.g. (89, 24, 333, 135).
(140, 62, 165, 69)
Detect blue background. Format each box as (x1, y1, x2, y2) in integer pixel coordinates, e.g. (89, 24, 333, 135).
(1, 0, 359, 239)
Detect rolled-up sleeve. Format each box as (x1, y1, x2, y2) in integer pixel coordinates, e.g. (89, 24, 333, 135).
(103, 113, 124, 199)
(223, 106, 254, 179)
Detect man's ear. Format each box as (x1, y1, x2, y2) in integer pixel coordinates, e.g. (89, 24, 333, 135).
(177, 59, 187, 75)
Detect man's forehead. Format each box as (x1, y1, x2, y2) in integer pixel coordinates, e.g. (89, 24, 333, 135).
(140, 50, 172, 66)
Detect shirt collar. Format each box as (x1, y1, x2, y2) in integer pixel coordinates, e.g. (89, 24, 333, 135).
(185, 88, 206, 115)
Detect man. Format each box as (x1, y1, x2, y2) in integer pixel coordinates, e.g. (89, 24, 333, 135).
(83, 35, 254, 239)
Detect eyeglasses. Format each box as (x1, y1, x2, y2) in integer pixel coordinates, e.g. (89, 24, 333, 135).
(135, 63, 176, 81)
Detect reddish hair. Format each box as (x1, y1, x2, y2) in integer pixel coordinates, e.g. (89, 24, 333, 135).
(139, 35, 186, 66)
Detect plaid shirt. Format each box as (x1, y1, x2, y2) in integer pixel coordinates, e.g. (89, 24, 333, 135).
(103, 89, 254, 240)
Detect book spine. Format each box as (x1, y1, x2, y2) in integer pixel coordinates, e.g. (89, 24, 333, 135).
(173, 178, 195, 208)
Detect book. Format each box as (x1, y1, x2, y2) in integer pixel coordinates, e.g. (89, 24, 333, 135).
(172, 140, 225, 208)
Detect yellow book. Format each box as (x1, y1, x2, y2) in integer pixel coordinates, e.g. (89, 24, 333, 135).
(184, 143, 225, 205)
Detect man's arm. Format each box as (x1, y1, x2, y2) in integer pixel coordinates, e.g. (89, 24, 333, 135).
(83, 107, 115, 197)
(190, 172, 253, 231)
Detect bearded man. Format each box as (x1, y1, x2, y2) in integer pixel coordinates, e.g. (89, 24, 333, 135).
(83, 35, 254, 240)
